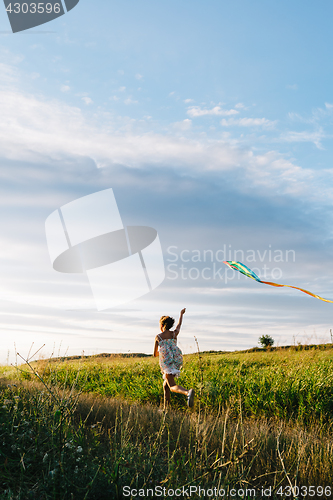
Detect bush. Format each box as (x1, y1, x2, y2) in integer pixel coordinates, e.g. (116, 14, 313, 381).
(258, 334, 274, 348)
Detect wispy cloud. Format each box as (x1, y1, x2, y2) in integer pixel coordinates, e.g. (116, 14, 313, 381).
(173, 119, 192, 131)
(0, 59, 328, 206)
(280, 128, 326, 149)
(124, 97, 138, 105)
(287, 112, 316, 124)
(288, 102, 333, 125)
(0, 86, 314, 198)
(187, 105, 239, 118)
(221, 117, 276, 128)
(0, 62, 19, 87)
(82, 96, 93, 105)
(286, 84, 298, 90)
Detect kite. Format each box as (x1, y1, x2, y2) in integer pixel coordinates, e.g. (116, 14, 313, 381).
(223, 261, 333, 304)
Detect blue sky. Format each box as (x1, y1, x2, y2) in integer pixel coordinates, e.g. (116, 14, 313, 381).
(1, 1, 333, 363)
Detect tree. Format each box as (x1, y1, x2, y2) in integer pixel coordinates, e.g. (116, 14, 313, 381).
(258, 334, 274, 348)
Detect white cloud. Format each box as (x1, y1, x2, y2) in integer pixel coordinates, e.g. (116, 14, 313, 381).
(280, 129, 325, 149)
(119, 86, 126, 92)
(173, 119, 192, 131)
(124, 97, 138, 105)
(135, 73, 143, 80)
(61, 85, 70, 92)
(0, 86, 317, 197)
(0, 62, 19, 87)
(235, 102, 245, 109)
(220, 117, 276, 128)
(246, 150, 311, 194)
(287, 104, 333, 128)
(286, 84, 298, 90)
(187, 105, 239, 118)
(288, 112, 304, 121)
(287, 111, 318, 125)
(184, 98, 194, 103)
(82, 96, 93, 105)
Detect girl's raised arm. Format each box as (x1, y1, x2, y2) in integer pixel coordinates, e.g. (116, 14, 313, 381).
(174, 308, 186, 336)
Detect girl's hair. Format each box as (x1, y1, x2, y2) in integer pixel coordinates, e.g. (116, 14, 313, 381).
(160, 315, 175, 330)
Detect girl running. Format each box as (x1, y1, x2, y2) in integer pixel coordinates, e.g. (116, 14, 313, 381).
(154, 308, 195, 409)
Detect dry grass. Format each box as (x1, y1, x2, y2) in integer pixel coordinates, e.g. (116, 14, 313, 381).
(1, 375, 333, 498)
(1, 346, 333, 498)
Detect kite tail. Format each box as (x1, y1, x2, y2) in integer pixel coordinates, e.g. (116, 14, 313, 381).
(223, 261, 333, 304)
(261, 281, 333, 303)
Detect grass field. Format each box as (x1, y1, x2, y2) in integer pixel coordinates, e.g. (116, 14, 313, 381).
(1, 345, 333, 499)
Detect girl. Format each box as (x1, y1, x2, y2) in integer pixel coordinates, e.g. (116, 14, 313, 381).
(153, 308, 195, 409)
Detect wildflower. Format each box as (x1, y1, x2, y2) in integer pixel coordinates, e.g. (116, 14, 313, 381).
(49, 469, 56, 478)
(74, 466, 79, 474)
(43, 453, 48, 463)
(76, 446, 83, 453)
(65, 442, 72, 448)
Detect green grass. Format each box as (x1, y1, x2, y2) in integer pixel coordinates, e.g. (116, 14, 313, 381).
(16, 346, 333, 424)
(1, 346, 333, 498)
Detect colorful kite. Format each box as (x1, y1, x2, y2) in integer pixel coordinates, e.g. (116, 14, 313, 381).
(223, 261, 333, 304)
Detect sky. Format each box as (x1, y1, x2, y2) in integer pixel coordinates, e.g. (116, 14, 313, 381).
(1, 0, 333, 363)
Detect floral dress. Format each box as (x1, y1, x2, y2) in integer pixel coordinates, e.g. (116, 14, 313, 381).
(157, 332, 183, 378)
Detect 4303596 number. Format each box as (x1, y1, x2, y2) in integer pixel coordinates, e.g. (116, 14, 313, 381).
(277, 486, 331, 497)
(5, 3, 61, 14)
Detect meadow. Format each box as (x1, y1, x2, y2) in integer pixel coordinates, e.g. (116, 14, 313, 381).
(0, 345, 333, 499)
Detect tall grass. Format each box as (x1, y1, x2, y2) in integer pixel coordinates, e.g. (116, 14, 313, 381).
(1, 346, 333, 498)
(18, 346, 333, 425)
(1, 377, 333, 499)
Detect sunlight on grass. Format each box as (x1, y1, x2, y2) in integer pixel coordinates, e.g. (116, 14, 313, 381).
(0, 346, 333, 498)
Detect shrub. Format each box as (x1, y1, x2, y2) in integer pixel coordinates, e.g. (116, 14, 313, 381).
(258, 334, 274, 348)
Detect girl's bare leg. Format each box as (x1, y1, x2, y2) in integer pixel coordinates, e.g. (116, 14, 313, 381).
(163, 380, 171, 409)
(165, 374, 189, 396)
